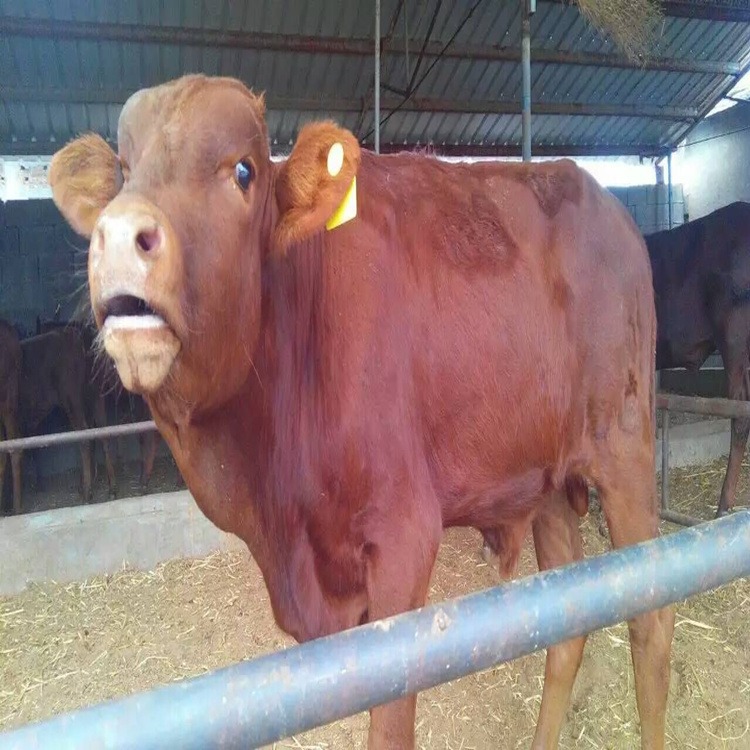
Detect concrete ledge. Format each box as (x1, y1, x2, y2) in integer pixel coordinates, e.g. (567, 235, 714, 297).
(0, 491, 244, 596)
(656, 418, 730, 471)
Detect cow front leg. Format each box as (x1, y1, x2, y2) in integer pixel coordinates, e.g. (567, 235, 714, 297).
(363, 494, 441, 750)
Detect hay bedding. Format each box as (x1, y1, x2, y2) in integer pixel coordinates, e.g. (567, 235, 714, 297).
(1, 459, 748, 749)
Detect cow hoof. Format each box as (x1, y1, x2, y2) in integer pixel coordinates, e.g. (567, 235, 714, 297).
(480, 543, 495, 566)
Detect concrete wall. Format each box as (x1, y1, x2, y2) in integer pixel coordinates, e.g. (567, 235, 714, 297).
(608, 184, 685, 236)
(0, 198, 84, 335)
(0, 490, 244, 595)
(678, 103, 750, 221)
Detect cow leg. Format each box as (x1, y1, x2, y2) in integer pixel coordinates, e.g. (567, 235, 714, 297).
(717, 339, 750, 516)
(65, 404, 93, 503)
(4, 413, 23, 514)
(365, 494, 441, 750)
(139, 431, 157, 492)
(92, 394, 117, 498)
(599, 452, 674, 750)
(531, 491, 586, 750)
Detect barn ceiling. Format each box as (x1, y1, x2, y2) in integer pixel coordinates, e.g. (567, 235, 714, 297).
(1, 0, 750, 158)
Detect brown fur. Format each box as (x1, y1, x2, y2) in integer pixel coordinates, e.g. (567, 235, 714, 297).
(36, 319, 159, 494)
(18, 330, 93, 503)
(50, 74, 673, 750)
(49, 134, 122, 237)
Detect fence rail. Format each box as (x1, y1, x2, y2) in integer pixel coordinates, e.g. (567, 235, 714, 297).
(656, 391, 750, 527)
(655, 392, 750, 419)
(0, 421, 157, 453)
(0, 511, 748, 750)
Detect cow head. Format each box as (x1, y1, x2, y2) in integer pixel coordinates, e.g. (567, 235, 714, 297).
(49, 75, 360, 412)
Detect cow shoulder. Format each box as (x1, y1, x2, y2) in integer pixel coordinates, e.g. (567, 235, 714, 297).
(511, 159, 584, 218)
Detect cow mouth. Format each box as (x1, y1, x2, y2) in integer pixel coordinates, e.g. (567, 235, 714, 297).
(99, 294, 181, 394)
(102, 294, 161, 323)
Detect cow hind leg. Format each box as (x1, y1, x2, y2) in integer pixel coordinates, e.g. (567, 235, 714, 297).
(65, 402, 93, 503)
(93, 395, 117, 498)
(139, 432, 157, 492)
(4, 412, 23, 514)
(717, 340, 750, 516)
(598, 447, 674, 750)
(531, 490, 587, 750)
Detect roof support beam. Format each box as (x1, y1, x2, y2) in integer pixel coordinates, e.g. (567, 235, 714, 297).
(0, 140, 666, 159)
(0, 16, 740, 76)
(0, 87, 698, 121)
(375, 143, 667, 158)
(543, 0, 750, 23)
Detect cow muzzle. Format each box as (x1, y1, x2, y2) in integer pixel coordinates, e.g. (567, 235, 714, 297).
(90, 197, 181, 394)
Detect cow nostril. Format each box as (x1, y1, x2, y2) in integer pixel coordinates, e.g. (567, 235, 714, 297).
(136, 227, 160, 254)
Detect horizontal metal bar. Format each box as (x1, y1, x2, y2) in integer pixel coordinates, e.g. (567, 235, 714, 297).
(0, 421, 156, 452)
(656, 392, 750, 418)
(660, 509, 701, 526)
(0, 86, 699, 121)
(0, 17, 739, 75)
(1, 511, 748, 750)
(1, 140, 669, 159)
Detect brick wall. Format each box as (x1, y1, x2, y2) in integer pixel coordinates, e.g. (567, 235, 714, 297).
(608, 184, 686, 236)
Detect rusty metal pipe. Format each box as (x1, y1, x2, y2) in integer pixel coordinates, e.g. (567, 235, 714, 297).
(655, 392, 750, 419)
(0, 421, 156, 453)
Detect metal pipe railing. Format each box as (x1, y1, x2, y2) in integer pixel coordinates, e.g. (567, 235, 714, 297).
(1, 511, 748, 750)
(0, 421, 157, 453)
(656, 392, 750, 419)
(656, 391, 750, 526)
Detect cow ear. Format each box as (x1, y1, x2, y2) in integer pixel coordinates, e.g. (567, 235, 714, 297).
(49, 134, 122, 238)
(274, 122, 361, 254)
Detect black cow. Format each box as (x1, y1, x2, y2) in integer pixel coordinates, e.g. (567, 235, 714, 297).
(647, 201, 750, 516)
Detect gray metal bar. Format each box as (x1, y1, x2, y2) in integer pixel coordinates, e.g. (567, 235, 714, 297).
(0, 421, 157, 453)
(661, 409, 670, 512)
(521, 2, 532, 162)
(0, 17, 741, 75)
(667, 151, 673, 229)
(374, 0, 381, 154)
(1, 511, 748, 750)
(0, 87, 700, 121)
(656, 392, 750, 419)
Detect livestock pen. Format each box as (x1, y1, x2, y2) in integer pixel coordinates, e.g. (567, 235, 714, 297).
(0, 439, 748, 749)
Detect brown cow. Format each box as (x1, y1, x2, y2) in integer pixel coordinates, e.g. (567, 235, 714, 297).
(18, 329, 93, 503)
(36, 317, 158, 494)
(0, 320, 22, 513)
(49, 75, 673, 750)
(647, 201, 750, 517)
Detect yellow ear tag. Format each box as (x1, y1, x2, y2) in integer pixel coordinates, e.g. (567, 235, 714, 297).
(326, 175, 357, 231)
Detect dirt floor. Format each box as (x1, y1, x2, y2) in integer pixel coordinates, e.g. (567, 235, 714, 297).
(1, 458, 749, 749)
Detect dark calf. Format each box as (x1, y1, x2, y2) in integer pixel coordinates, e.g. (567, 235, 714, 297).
(19, 329, 93, 502)
(647, 201, 750, 516)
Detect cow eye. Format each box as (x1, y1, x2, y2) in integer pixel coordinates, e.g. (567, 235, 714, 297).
(234, 160, 255, 191)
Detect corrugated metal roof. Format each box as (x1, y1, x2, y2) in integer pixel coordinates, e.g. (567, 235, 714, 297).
(1, 0, 750, 157)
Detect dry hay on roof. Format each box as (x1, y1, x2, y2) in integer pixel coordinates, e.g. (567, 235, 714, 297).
(576, 0, 663, 61)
